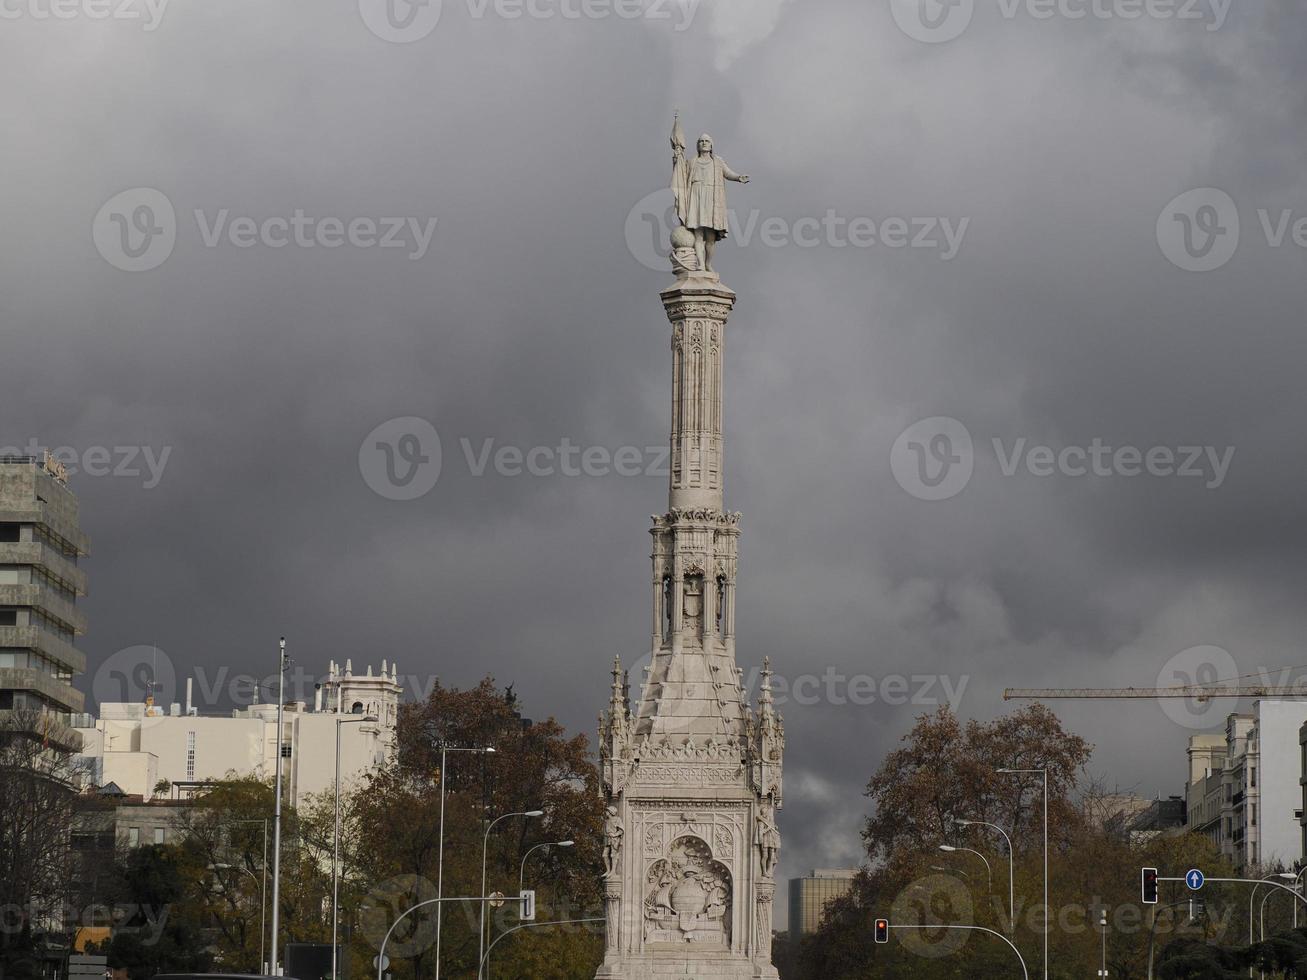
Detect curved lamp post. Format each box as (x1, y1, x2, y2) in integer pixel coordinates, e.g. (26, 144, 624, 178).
(519, 840, 574, 893)
(957, 819, 1015, 926)
(998, 767, 1047, 980)
(479, 810, 545, 969)
(433, 745, 495, 980)
(939, 845, 992, 891)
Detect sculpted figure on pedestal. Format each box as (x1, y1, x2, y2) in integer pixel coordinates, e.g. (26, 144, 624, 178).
(670, 111, 750, 273)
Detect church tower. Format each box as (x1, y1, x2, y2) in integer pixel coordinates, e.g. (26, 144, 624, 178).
(596, 165, 784, 978)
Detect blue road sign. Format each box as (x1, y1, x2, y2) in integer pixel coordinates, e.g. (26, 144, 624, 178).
(1186, 869, 1205, 890)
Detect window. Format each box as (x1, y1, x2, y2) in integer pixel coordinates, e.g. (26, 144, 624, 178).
(662, 575, 673, 640)
(0, 524, 18, 543)
(1252, 767, 1257, 788)
(186, 732, 196, 781)
(153, 828, 165, 845)
(0, 609, 16, 627)
(128, 827, 139, 847)
(716, 576, 727, 638)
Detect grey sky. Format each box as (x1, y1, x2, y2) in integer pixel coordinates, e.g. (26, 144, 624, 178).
(4, 0, 1306, 924)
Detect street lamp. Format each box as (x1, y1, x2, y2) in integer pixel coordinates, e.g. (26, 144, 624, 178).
(270, 638, 290, 976)
(433, 745, 494, 980)
(333, 713, 378, 980)
(998, 767, 1048, 980)
(520, 840, 574, 893)
(957, 819, 1015, 926)
(479, 810, 545, 968)
(939, 845, 992, 890)
(1294, 866, 1307, 928)
(1249, 872, 1291, 951)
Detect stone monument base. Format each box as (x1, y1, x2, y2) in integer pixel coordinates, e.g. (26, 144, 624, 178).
(595, 952, 779, 979)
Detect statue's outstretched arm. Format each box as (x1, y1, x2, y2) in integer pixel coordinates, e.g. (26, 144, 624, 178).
(721, 160, 750, 183)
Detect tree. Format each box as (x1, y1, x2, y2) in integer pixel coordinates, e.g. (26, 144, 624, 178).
(788, 705, 1235, 980)
(349, 678, 604, 980)
(171, 776, 328, 971)
(862, 704, 1091, 865)
(100, 846, 211, 980)
(0, 710, 83, 980)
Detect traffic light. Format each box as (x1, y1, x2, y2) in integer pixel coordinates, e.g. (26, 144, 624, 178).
(1142, 867, 1158, 905)
(874, 918, 889, 944)
(521, 889, 536, 921)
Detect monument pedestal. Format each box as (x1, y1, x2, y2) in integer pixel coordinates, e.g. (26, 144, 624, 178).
(596, 270, 783, 980)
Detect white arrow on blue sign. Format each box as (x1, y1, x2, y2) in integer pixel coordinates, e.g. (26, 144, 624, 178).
(1185, 869, 1205, 890)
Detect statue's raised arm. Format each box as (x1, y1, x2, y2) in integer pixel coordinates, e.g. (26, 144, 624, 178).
(667, 113, 751, 275)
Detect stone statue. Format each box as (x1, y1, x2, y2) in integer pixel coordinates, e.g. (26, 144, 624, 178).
(756, 807, 780, 879)
(670, 112, 750, 274)
(603, 806, 624, 878)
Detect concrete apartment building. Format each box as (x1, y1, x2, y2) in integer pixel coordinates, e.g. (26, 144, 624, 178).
(76, 658, 401, 805)
(788, 869, 858, 937)
(0, 453, 89, 752)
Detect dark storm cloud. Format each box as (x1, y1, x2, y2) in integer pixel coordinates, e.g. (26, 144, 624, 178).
(5, 0, 1307, 923)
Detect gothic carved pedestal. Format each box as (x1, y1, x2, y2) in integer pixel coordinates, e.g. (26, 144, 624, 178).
(596, 273, 783, 980)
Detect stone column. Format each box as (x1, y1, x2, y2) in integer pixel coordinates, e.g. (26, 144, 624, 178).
(755, 882, 775, 964)
(662, 277, 735, 513)
(604, 878, 622, 956)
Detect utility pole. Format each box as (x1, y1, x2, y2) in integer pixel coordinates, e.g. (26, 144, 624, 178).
(270, 637, 288, 975)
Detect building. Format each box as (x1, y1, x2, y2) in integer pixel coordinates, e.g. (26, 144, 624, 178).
(0, 453, 90, 752)
(1185, 703, 1307, 874)
(595, 245, 784, 978)
(788, 870, 858, 937)
(1186, 733, 1226, 849)
(1126, 796, 1187, 842)
(75, 659, 401, 805)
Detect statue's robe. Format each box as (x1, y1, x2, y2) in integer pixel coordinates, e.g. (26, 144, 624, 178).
(672, 153, 740, 238)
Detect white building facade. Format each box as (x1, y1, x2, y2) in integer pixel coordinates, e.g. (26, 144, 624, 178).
(1186, 701, 1307, 874)
(76, 659, 401, 805)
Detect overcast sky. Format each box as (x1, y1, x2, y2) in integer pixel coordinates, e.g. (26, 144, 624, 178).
(5, 0, 1307, 926)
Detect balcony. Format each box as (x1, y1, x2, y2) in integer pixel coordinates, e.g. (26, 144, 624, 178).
(0, 542, 88, 595)
(0, 585, 87, 635)
(0, 626, 87, 676)
(0, 707, 84, 753)
(0, 666, 85, 713)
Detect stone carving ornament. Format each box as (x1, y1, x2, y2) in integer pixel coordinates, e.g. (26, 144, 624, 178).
(643, 835, 732, 946)
(603, 806, 624, 878)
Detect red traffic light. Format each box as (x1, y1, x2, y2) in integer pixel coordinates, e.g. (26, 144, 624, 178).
(1142, 867, 1158, 905)
(874, 918, 890, 944)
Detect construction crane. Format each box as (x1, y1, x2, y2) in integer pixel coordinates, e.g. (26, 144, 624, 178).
(1005, 666, 1307, 702)
(1004, 685, 1307, 702)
